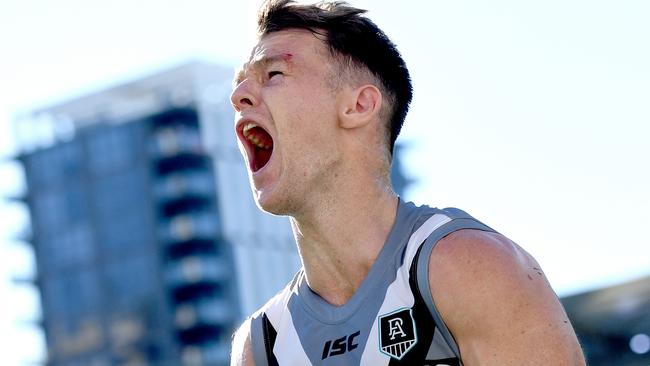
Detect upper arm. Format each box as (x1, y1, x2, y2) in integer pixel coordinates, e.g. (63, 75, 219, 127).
(429, 229, 585, 366)
(231, 318, 255, 366)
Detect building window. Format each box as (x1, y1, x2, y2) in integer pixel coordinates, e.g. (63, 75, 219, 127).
(26, 141, 82, 189)
(93, 170, 152, 256)
(104, 254, 157, 309)
(33, 181, 89, 237)
(42, 269, 101, 330)
(87, 123, 141, 175)
(39, 225, 94, 271)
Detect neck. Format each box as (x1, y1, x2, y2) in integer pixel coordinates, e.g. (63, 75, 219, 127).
(290, 175, 399, 306)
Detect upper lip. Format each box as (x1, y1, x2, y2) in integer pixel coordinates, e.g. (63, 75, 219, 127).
(236, 115, 271, 142)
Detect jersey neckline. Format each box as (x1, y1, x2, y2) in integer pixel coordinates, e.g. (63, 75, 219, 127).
(295, 198, 422, 324)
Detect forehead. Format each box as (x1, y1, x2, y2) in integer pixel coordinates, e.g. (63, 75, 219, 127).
(234, 29, 329, 82)
(254, 29, 324, 57)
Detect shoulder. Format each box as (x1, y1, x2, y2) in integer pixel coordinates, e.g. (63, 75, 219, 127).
(231, 318, 255, 366)
(429, 228, 551, 323)
(231, 271, 301, 366)
(428, 229, 585, 364)
(432, 228, 536, 280)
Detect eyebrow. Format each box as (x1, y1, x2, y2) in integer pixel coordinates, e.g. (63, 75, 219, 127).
(234, 54, 292, 86)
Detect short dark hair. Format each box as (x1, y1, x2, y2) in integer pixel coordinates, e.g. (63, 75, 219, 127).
(257, 0, 413, 156)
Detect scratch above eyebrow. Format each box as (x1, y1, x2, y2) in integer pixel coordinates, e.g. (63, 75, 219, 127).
(233, 68, 246, 87)
(233, 53, 294, 85)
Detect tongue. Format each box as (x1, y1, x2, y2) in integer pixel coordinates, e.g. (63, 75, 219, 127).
(254, 147, 272, 172)
(251, 127, 273, 172)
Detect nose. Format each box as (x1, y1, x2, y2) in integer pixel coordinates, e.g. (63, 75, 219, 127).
(230, 79, 258, 112)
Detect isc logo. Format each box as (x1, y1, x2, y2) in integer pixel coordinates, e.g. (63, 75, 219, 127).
(321, 330, 361, 359)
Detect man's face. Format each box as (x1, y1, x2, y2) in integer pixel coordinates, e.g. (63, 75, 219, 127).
(231, 29, 344, 215)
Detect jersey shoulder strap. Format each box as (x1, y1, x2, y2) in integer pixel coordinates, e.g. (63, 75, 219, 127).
(412, 207, 497, 355)
(248, 270, 302, 366)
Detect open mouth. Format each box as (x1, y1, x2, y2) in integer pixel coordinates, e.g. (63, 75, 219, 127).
(242, 122, 274, 172)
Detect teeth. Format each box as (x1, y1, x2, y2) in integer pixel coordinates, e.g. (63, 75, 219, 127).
(247, 133, 266, 149)
(241, 121, 271, 150)
(243, 122, 256, 134)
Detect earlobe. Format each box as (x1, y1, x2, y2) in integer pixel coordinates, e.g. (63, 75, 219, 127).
(339, 85, 382, 129)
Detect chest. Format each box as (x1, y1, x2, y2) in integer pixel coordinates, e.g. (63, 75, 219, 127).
(264, 270, 460, 365)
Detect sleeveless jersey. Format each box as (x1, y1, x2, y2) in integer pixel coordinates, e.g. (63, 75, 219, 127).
(247, 200, 495, 366)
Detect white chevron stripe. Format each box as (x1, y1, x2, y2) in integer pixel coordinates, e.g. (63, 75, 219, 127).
(360, 213, 451, 364)
(262, 282, 312, 365)
(272, 308, 312, 365)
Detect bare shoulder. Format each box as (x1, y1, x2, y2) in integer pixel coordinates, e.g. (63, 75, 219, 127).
(429, 229, 545, 323)
(431, 229, 542, 287)
(429, 229, 585, 365)
(231, 318, 255, 366)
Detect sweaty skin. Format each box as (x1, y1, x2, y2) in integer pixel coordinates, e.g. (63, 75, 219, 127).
(230, 29, 585, 366)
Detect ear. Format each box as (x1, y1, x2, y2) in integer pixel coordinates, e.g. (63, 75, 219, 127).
(339, 84, 382, 129)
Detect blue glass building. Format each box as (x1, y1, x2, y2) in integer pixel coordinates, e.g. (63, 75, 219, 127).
(17, 62, 300, 366)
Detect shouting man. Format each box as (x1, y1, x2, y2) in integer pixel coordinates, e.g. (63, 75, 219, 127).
(229, 1, 585, 365)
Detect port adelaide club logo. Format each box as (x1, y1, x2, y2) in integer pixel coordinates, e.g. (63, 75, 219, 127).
(378, 308, 418, 359)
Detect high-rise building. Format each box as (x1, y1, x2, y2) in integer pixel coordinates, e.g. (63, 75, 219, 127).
(16, 62, 300, 366)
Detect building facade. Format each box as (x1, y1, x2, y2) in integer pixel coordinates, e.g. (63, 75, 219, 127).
(17, 62, 300, 366)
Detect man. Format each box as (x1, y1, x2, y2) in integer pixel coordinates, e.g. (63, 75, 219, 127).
(229, 1, 585, 365)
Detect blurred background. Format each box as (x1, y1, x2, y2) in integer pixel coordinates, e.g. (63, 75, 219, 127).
(0, 0, 648, 365)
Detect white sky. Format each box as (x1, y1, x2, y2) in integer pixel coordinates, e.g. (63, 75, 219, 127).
(0, 0, 649, 364)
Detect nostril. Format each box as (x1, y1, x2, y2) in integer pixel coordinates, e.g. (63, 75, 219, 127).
(231, 78, 258, 109)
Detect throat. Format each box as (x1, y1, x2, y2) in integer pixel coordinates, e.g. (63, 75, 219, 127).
(293, 195, 399, 306)
(300, 240, 380, 307)
(305, 270, 364, 307)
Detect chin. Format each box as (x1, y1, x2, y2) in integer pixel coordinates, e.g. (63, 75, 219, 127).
(253, 188, 292, 217)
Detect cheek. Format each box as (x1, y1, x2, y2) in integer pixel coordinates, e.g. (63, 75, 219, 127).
(269, 82, 339, 155)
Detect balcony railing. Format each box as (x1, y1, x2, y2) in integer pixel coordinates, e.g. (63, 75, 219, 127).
(159, 212, 218, 243)
(150, 126, 203, 158)
(165, 255, 227, 287)
(174, 297, 232, 329)
(155, 171, 214, 201)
